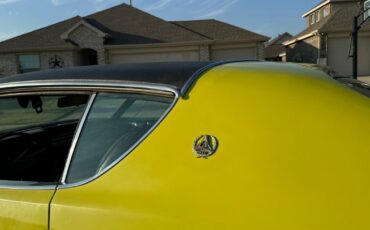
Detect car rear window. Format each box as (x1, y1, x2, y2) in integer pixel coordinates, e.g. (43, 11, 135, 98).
(66, 93, 174, 184)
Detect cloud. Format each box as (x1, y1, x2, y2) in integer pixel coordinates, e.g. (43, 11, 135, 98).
(0, 0, 21, 5)
(145, 0, 173, 11)
(7, 10, 19, 15)
(51, 0, 64, 6)
(91, 0, 122, 11)
(139, 0, 239, 18)
(186, 0, 196, 4)
(196, 0, 239, 19)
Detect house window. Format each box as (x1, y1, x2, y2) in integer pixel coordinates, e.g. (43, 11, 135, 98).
(310, 14, 315, 25)
(365, 0, 370, 21)
(18, 54, 40, 73)
(323, 7, 330, 17)
(316, 11, 321, 22)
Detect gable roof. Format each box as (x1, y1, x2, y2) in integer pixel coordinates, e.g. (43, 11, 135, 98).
(0, 16, 81, 52)
(286, 3, 370, 45)
(303, 0, 359, 17)
(264, 33, 293, 59)
(0, 4, 268, 53)
(284, 12, 336, 45)
(60, 19, 110, 40)
(319, 4, 370, 32)
(84, 4, 207, 45)
(266, 32, 292, 45)
(171, 19, 270, 42)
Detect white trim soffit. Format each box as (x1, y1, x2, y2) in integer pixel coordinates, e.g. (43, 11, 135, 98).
(282, 31, 318, 46)
(303, 0, 330, 18)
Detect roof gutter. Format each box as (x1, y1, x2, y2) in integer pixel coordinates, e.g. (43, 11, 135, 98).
(0, 46, 80, 54)
(283, 31, 318, 46)
(104, 39, 267, 50)
(302, 0, 330, 17)
(104, 40, 212, 49)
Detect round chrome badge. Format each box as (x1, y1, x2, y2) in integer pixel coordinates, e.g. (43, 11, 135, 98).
(192, 135, 218, 159)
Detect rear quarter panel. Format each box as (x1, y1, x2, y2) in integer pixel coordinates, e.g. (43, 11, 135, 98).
(51, 62, 370, 230)
(0, 189, 54, 230)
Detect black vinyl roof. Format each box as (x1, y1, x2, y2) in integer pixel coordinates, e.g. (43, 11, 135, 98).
(0, 62, 215, 93)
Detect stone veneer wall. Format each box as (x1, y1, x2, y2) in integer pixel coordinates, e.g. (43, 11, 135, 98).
(68, 25, 106, 64)
(40, 51, 77, 70)
(286, 35, 320, 63)
(0, 51, 78, 76)
(0, 54, 18, 76)
(256, 43, 264, 60)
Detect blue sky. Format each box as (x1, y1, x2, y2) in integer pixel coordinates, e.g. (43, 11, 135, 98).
(0, 0, 321, 42)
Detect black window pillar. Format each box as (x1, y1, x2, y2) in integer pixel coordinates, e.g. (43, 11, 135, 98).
(352, 16, 358, 80)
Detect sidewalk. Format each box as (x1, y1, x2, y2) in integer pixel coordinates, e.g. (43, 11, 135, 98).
(358, 76, 370, 84)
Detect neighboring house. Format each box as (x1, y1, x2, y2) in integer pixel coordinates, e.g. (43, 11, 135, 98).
(264, 32, 292, 61)
(284, 0, 370, 76)
(0, 3, 269, 76)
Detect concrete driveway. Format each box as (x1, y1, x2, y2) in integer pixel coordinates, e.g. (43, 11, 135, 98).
(359, 76, 370, 84)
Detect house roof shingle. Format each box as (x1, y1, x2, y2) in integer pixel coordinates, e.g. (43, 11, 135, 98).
(303, 0, 360, 17)
(171, 19, 270, 42)
(0, 16, 81, 52)
(266, 32, 292, 45)
(285, 12, 337, 44)
(319, 4, 370, 32)
(0, 4, 269, 53)
(84, 4, 208, 45)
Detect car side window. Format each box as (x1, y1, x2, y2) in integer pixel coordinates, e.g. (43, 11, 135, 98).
(66, 93, 174, 184)
(0, 94, 89, 183)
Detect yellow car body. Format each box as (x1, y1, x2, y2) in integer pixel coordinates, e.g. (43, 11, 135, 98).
(0, 62, 369, 229)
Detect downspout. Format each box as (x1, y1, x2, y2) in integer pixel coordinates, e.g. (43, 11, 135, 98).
(317, 32, 321, 64)
(318, 32, 328, 66)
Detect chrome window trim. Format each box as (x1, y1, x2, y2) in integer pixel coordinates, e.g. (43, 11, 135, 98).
(0, 80, 179, 190)
(0, 80, 178, 96)
(60, 93, 97, 185)
(0, 181, 57, 190)
(58, 90, 179, 189)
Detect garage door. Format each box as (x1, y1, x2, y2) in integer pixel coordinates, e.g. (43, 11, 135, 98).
(109, 50, 199, 64)
(328, 36, 370, 76)
(211, 47, 257, 61)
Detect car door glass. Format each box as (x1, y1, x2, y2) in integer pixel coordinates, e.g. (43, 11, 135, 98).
(0, 94, 89, 183)
(66, 93, 174, 184)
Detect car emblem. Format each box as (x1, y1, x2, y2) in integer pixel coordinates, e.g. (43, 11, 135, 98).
(192, 135, 218, 159)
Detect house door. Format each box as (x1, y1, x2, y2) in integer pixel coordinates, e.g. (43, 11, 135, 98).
(80, 48, 98, 66)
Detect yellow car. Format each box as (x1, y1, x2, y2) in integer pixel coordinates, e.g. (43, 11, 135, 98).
(0, 61, 369, 230)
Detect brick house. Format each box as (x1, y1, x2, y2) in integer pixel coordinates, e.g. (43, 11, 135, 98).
(284, 0, 370, 76)
(0, 3, 269, 76)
